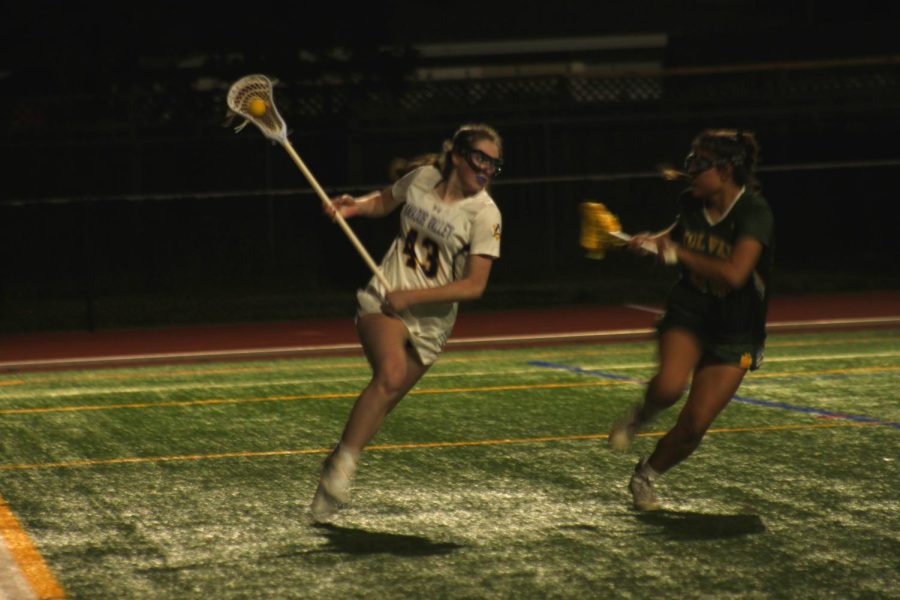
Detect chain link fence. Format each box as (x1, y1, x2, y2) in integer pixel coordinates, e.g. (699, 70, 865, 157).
(2, 57, 899, 331)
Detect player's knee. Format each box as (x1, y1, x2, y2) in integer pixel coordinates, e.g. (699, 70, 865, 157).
(372, 363, 408, 397)
(647, 375, 686, 408)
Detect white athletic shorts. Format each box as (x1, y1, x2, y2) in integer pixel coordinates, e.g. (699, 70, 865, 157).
(355, 286, 455, 366)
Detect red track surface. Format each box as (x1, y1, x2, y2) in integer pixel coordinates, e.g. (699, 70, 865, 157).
(1, 291, 898, 370)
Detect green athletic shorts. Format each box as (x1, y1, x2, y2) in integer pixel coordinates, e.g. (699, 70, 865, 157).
(657, 283, 766, 371)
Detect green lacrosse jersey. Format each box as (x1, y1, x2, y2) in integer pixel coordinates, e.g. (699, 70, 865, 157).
(667, 187, 775, 357)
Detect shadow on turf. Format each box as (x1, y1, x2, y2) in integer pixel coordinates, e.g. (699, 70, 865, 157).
(311, 524, 463, 556)
(634, 510, 766, 540)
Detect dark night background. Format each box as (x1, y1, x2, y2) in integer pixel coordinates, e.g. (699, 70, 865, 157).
(1, 1, 899, 332)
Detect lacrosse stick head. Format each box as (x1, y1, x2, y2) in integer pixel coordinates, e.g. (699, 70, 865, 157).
(226, 74, 288, 144)
(579, 201, 626, 259)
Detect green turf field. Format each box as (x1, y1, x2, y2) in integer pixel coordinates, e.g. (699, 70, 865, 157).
(0, 329, 897, 599)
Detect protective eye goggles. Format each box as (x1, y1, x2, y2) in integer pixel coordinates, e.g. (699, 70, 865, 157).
(683, 153, 724, 174)
(461, 147, 503, 175)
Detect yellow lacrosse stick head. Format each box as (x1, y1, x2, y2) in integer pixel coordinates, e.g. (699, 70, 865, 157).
(579, 201, 624, 259)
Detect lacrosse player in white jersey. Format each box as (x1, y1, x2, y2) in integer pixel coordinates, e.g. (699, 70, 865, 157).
(311, 124, 504, 521)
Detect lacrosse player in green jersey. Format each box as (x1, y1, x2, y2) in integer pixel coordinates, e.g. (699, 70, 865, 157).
(311, 124, 504, 521)
(609, 129, 774, 510)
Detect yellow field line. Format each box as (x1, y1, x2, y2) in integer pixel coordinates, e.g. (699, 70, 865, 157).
(3, 361, 372, 384)
(0, 380, 633, 416)
(2, 357, 898, 419)
(3, 332, 896, 387)
(0, 392, 356, 415)
(767, 334, 900, 348)
(752, 365, 900, 379)
(0, 494, 65, 598)
(371, 421, 877, 450)
(0, 421, 874, 472)
(3, 360, 900, 415)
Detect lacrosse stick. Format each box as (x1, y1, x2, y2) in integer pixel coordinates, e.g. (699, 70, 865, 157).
(579, 202, 659, 259)
(226, 74, 390, 290)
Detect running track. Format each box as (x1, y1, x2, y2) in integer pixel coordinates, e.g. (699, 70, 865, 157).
(1, 291, 898, 371)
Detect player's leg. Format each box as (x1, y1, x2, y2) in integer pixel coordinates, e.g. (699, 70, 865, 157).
(628, 360, 746, 510)
(618, 328, 703, 509)
(311, 313, 429, 520)
(609, 327, 701, 450)
(646, 360, 746, 474)
(643, 327, 704, 415)
(340, 313, 430, 452)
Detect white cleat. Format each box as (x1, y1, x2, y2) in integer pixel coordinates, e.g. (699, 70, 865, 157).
(310, 447, 358, 522)
(310, 484, 339, 522)
(629, 458, 661, 511)
(608, 403, 642, 451)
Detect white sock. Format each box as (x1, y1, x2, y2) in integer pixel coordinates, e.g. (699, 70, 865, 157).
(334, 444, 359, 469)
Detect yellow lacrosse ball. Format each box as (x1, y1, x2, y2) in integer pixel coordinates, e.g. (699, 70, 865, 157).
(248, 97, 267, 117)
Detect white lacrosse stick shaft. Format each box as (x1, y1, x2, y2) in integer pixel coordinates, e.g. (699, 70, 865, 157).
(608, 231, 658, 255)
(227, 74, 390, 291)
(610, 231, 679, 265)
(279, 140, 390, 290)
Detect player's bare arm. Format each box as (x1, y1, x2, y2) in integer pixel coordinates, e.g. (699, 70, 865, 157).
(383, 254, 493, 313)
(329, 186, 402, 219)
(674, 236, 764, 290)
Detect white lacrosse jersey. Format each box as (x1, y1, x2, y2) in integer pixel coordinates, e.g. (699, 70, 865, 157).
(357, 166, 502, 364)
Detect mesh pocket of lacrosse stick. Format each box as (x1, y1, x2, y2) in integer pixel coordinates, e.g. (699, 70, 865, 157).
(579, 202, 628, 259)
(226, 74, 288, 144)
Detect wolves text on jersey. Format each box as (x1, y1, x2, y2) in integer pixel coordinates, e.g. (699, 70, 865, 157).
(682, 230, 732, 260)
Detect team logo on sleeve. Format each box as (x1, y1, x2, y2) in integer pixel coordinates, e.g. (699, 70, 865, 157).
(492, 224, 502, 241)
